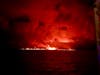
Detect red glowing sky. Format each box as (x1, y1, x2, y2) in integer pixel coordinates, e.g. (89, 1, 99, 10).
(0, 0, 96, 49)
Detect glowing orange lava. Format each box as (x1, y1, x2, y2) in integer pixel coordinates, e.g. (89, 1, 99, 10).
(46, 45, 57, 50)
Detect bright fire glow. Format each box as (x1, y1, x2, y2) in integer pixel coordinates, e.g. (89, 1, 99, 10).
(21, 47, 75, 51)
(46, 45, 57, 50)
(68, 48, 75, 51)
(57, 38, 74, 43)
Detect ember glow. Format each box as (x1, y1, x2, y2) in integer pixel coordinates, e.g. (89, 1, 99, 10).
(56, 38, 74, 43)
(21, 47, 75, 51)
(46, 45, 57, 50)
(21, 44, 76, 51)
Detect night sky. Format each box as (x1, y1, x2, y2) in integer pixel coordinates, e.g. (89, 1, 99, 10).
(0, 0, 96, 49)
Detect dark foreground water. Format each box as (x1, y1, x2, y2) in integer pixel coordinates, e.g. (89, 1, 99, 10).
(15, 50, 98, 75)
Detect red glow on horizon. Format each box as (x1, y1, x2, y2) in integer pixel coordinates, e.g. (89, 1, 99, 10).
(46, 45, 57, 50)
(1, 0, 96, 49)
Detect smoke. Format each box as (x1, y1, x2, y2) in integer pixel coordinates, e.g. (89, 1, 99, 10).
(0, 0, 96, 49)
